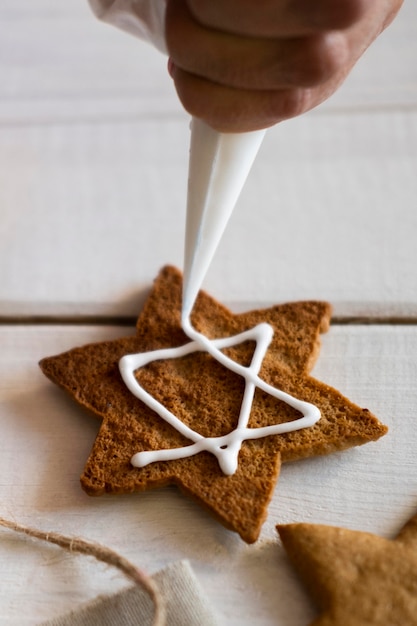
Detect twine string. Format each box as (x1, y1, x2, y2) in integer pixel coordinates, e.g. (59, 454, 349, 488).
(0, 516, 165, 626)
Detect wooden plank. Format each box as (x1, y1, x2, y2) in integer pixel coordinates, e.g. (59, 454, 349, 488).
(0, 0, 180, 125)
(1, 109, 416, 317)
(1, 0, 416, 318)
(0, 322, 416, 623)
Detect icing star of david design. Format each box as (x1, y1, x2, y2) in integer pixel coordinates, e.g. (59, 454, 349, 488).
(119, 318, 320, 476)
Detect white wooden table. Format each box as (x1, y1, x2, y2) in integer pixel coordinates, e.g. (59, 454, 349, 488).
(1, 2, 416, 624)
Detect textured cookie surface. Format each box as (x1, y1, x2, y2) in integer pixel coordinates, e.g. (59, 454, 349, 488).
(277, 513, 417, 625)
(40, 266, 387, 543)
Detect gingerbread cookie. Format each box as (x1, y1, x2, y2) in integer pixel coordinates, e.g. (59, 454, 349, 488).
(40, 266, 387, 542)
(277, 512, 417, 625)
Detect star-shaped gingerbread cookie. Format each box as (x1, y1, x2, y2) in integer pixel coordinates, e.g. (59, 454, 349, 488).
(277, 512, 417, 625)
(40, 266, 387, 543)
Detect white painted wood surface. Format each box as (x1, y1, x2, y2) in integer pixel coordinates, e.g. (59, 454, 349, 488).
(1, 0, 416, 316)
(0, 1, 417, 624)
(1, 323, 417, 625)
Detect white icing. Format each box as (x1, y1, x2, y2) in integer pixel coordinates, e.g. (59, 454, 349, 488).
(119, 316, 320, 476)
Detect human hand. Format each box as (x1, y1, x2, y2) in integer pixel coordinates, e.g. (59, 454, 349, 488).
(165, 0, 403, 132)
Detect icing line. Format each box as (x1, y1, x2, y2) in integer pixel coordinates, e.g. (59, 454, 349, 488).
(119, 316, 320, 476)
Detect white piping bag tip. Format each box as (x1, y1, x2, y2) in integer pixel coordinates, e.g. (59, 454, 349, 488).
(182, 117, 266, 319)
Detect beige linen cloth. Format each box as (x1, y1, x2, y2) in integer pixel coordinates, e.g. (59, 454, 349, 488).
(41, 560, 218, 626)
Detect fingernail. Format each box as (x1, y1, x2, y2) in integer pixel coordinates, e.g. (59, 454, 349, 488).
(167, 57, 175, 77)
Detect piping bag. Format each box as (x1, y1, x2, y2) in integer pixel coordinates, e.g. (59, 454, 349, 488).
(88, 0, 266, 319)
(183, 120, 265, 319)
